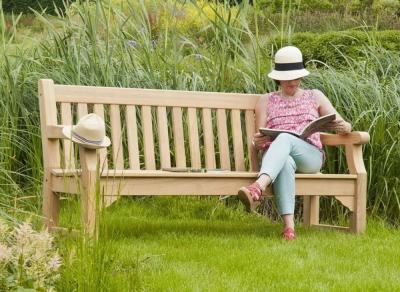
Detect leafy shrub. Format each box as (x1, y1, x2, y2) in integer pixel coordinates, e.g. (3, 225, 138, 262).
(255, 0, 400, 15)
(2, 0, 74, 15)
(271, 30, 400, 67)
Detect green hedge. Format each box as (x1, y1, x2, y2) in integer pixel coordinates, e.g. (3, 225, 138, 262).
(272, 30, 400, 68)
(2, 0, 73, 15)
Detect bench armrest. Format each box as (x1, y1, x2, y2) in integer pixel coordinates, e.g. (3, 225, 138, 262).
(320, 131, 370, 146)
(320, 131, 369, 175)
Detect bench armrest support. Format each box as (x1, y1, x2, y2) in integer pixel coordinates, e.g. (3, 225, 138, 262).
(320, 131, 370, 146)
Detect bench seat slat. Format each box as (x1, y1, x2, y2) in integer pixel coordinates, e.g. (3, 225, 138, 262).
(51, 168, 357, 179)
(51, 172, 357, 197)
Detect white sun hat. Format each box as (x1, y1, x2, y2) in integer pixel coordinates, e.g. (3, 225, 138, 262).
(267, 46, 310, 81)
(62, 113, 111, 149)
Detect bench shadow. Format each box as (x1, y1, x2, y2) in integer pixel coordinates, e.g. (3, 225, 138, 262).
(100, 218, 279, 240)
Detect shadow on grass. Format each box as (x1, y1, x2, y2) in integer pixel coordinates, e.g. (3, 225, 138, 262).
(100, 217, 279, 240)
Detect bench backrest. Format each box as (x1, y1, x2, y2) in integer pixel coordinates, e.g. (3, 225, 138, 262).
(39, 79, 260, 172)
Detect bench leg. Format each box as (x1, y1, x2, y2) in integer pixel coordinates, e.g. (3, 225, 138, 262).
(303, 196, 320, 227)
(80, 147, 100, 238)
(350, 174, 367, 234)
(42, 171, 59, 230)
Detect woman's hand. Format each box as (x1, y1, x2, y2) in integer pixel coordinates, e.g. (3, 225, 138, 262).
(325, 119, 352, 134)
(253, 132, 271, 151)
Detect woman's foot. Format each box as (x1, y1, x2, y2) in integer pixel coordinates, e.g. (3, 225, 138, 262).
(237, 182, 262, 212)
(282, 227, 296, 241)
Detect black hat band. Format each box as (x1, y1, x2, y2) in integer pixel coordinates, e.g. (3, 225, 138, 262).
(274, 62, 304, 71)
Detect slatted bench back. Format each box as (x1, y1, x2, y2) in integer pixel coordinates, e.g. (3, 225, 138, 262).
(43, 81, 260, 172)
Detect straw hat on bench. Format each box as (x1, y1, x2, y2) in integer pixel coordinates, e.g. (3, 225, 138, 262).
(62, 113, 111, 149)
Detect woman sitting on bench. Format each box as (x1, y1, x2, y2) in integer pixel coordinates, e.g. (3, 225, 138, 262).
(237, 46, 352, 241)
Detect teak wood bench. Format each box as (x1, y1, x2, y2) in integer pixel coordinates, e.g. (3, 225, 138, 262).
(39, 79, 370, 237)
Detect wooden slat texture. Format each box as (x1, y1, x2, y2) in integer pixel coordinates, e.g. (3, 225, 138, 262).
(202, 108, 216, 169)
(60, 103, 75, 169)
(217, 109, 230, 170)
(39, 79, 61, 228)
(54, 84, 260, 110)
(51, 172, 357, 197)
(126, 105, 140, 170)
(231, 109, 245, 171)
(188, 108, 201, 168)
(157, 106, 171, 168)
(245, 110, 258, 171)
(93, 104, 108, 169)
(52, 169, 358, 179)
(321, 131, 370, 146)
(77, 103, 88, 119)
(110, 105, 124, 169)
(172, 107, 186, 167)
(142, 106, 156, 170)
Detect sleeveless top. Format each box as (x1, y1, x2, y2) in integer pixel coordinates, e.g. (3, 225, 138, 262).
(266, 89, 323, 151)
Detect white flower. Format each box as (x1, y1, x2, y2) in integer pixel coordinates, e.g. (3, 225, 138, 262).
(49, 255, 62, 271)
(0, 218, 9, 242)
(0, 243, 11, 263)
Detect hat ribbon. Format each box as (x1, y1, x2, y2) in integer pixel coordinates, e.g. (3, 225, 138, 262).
(274, 62, 304, 71)
(72, 130, 103, 145)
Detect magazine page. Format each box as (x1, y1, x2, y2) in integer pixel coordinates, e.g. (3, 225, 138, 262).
(258, 128, 300, 138)
(300, 113, 336, 138)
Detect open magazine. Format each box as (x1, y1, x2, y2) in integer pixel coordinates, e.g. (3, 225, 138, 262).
(259, 113, 336, 139)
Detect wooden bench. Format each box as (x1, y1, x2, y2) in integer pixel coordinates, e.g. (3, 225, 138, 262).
(39, 79, 370, 237)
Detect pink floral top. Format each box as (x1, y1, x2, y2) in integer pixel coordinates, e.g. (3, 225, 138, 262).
(265, 89, 323, 150)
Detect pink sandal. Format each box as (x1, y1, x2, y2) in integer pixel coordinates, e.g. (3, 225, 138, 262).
(282, 227, 296, 241)
(237, 182, 262, 212)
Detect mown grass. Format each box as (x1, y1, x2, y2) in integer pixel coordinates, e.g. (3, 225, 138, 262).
(57, 197, 400, 291)
(1, 0, 400, 225)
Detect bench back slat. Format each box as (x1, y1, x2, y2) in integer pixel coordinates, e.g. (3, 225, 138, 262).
(110, 104, 124, 169)
(231, 109, 245, 171)
(54, 85, 259, 110)
(157, 106, 171, 168)
(60, 102, 75, 169)
(202, 108, 216, 169)
(77, 103, 88, 119)
(217, 109, 231, 170)
(245, 110, 258, 171)
(93, 104, 109, 169)
(126, 105, 140, 170)
(44, 80, 261, 172)
(188, 108, 202, 168)
(142, 105, 156, 170)
(172, 107, 186, 168)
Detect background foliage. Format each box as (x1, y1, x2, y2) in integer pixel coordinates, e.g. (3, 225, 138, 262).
(0, 0, 400, 225)
(1, 0, 75, 15)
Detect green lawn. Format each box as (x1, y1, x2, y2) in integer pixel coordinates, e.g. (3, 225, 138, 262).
(57, 197, 400, 291)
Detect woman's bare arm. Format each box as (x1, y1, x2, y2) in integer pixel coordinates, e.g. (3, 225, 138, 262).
(313, 89, 352, 134)
(253, 94, 271, 150)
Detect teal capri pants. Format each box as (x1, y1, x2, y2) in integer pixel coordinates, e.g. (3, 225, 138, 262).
(259, 133, 323, 215)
